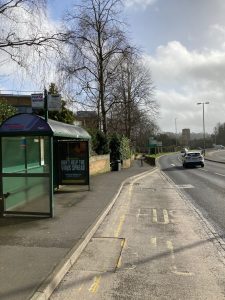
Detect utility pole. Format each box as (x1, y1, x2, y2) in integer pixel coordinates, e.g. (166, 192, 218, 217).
(197, 101, 209, 155)
(44, 87, 48, 122)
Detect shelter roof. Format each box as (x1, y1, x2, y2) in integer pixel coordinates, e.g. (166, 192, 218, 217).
(0, 113, 91, 139)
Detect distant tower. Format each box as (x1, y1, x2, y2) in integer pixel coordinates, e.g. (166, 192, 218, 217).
(182, 128, 190, 146)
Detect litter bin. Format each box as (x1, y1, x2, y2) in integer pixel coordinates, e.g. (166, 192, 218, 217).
(111, 160, 121, 171)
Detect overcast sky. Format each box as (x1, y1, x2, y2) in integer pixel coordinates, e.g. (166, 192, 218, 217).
(123, 0, 225, 134)
(2, 0, 225, 134)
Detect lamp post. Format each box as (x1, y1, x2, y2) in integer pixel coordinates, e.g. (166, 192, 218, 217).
(197, 101, 209, 154)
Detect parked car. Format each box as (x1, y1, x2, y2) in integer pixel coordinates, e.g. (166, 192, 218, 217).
(182, 150, 204, 168)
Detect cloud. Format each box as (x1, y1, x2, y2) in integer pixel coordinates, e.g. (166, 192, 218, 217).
(142, 41, 225, 133)
(124, 0, 157, 9)
(209, 24, 225, 50)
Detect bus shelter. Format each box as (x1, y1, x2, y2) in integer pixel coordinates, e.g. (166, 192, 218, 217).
(0, 113, 90, 218)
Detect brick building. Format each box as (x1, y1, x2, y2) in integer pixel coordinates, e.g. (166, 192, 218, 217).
(0, 94, 32, 113)
(182, 128, 190, 147)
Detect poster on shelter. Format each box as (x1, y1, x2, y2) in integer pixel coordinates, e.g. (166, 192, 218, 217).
(59, 141, 89, 185)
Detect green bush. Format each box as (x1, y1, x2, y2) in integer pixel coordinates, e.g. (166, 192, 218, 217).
(0, 100, 17, 123)
(91, 130, 109, 155)
(109, 134, 131, 162)
(120, 136, 131, 160)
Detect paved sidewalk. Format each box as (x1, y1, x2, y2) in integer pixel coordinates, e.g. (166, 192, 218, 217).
(0, 159, 152, 300)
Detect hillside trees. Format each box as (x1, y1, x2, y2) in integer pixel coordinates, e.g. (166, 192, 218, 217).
(213, 123, 225, 145)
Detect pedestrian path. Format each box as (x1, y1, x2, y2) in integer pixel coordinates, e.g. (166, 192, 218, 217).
(0, 159, 151, 300)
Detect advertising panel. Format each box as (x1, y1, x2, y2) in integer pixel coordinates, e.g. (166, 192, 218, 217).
(59, 141, 89, 185)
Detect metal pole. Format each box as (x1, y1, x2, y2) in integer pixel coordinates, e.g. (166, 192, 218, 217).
(0, 137, 4, 217)
(197, 101, 209, 155)
(44, 88, 48, 123)
(203, 103, 206, 151)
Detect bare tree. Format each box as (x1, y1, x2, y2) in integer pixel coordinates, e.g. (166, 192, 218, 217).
(60, 0, 129, 134)
(0, 0, 67, 69)
(108, 50, 158, 142)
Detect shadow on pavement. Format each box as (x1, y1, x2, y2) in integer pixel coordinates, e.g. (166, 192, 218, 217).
(0, 216, 44, 227)
(42, 234, 225, 297)
(161, 165, 185, 172)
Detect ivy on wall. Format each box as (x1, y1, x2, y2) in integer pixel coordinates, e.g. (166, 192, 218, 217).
(120, 136, 131, 160)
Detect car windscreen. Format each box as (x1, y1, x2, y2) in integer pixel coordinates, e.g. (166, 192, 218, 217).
(187, 152, 201, 157)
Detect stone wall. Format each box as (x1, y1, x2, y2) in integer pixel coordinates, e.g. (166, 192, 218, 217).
(90, 155, 134, 175)
(122, 158, 131, 169)
(89, 154, 110, 175)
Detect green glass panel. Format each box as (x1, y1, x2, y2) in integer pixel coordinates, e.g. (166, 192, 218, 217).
(3, 177, 50, 213)
(27, 137, 40, 169)
(2, 136, 50, 173)
(2, 137, 25, 172)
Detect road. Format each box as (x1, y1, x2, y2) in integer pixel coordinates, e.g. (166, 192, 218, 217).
(50, 168, 225, 299)
(206, 149, 225, 163)
(159, 153, 225, 236)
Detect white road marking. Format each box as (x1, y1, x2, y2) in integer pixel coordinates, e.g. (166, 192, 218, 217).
(215, 172, 225, 177)
(171, 164, 175, 166)
(151, 237, 157, 248)
(163, 209, 169, 224)
(175, 184, 194, 189)
(152, 209, 158, 223)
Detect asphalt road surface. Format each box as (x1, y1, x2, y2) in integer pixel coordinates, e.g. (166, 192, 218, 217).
(206, 149, 225, 162)
(159, 153, 225, 236)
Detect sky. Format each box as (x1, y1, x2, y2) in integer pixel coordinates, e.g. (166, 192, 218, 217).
(2, 0, 225, 134)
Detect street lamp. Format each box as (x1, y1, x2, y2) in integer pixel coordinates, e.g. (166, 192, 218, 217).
(197, 101, 210, 154)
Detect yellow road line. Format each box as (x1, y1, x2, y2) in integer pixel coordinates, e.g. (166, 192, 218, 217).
(116, 239, 126, 269)
(152, 209, 157, 223)
(89, 276, 101, 293)
(136, 208, 141, 222)
(78, 284, 83, 292)
(151, 237, 157, 248)
(128, 183, 133, 199)
(172, 270, 194, 276)
(167, 241, 194, 276)
(167, 240, 175, 260)
(117, 256, 122, 269)
(114, 215, 125, 238)
(163, 209, 169, 224)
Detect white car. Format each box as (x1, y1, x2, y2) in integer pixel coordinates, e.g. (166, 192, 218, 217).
(182, 151, 204, 168)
